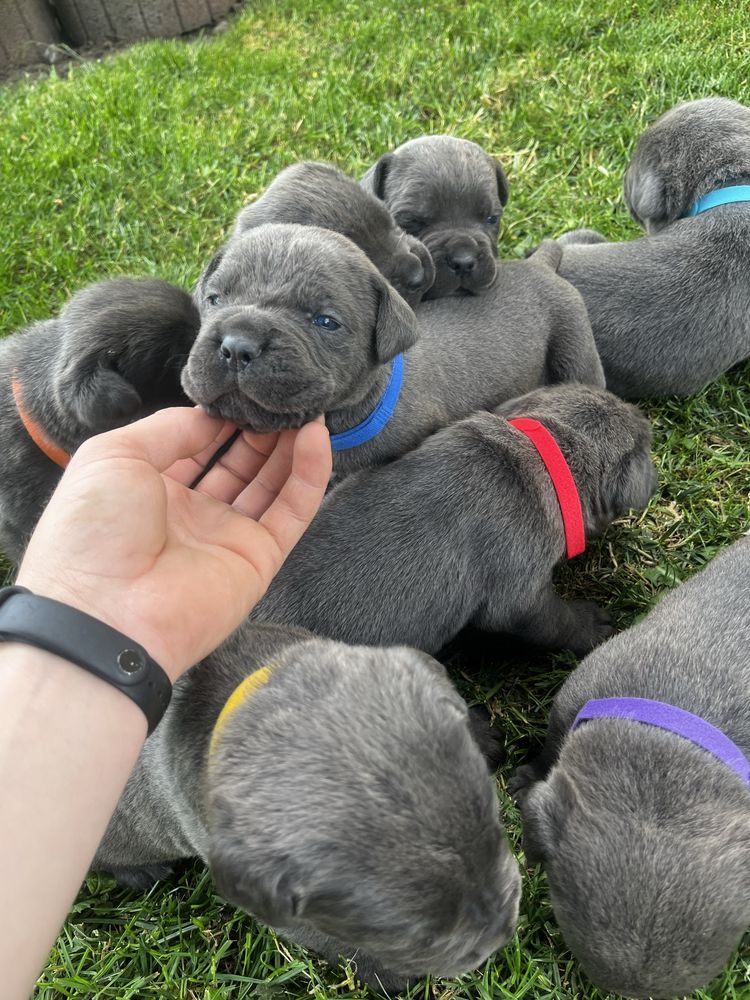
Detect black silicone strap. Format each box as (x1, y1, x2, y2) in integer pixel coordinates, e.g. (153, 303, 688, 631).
(0, 586, 171, 735)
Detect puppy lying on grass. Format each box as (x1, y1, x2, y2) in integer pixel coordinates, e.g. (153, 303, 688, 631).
(557, 97, 750, 397)
(94, 623, 521, 992)
(510, 536, 750, 999)
(361, 135, 508, 298)
(251, 384, 657, 657)
(181, 224, 605, 476)
(0, 278, 198, 562)
(234, 160, 435, 306)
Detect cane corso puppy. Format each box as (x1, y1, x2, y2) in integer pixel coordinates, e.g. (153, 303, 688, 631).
(556, 97, 750, 397)
(510, 536, 750, 998)
(181, 225, 605, 477)
(361, 135, 509, 298)
(0, 277, 199, 562)
(250, 385, 656, 657)
(94, 622, 522, 991)
(234, 161, 435, 306)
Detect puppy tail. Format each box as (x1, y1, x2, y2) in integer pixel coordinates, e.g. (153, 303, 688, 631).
(526, 238, 563, 273)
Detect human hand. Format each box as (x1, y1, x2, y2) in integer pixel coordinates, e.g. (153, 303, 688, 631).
(16, 407, 332, 681)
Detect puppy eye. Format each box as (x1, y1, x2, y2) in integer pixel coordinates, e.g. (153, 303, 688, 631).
(485, 214, 500, 226)
(312, 314, 341, 331)
(397, 216, 427, 235)
(205, 293, 221, 307)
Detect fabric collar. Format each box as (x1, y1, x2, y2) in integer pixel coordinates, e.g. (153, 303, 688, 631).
(684, 184, 750, 218)
(508, 417, 585, 559)
(329, 352, 404, 452)
(11, 373, 71, 469)
(573, 697, 750, 788)
(209, 663, 275, 758)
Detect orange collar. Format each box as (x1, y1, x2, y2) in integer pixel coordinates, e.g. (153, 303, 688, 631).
(11, 373, 71, 469)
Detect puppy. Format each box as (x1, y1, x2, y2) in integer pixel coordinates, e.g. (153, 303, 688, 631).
(0, 277, 199, 562)
(251, 385, 656, 657)
(93, 622, 522, 991)
(234, 161, 435, 305)
(181, 224, 605, 477)
(556, 97, 750, 397)
(510, 536, 750, 998)
(361, 135, 509, 298)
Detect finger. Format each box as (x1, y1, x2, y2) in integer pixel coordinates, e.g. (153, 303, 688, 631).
(230, 428, 297, 521)
(74, 407, 226, 474)
(254, 422, 332, 564)
(192, 429, 281, 504)
(166, 421, 240, 487)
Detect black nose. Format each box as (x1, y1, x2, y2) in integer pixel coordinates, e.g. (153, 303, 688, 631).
(447, 251, 477, 275)
(219, 332, 264, 370)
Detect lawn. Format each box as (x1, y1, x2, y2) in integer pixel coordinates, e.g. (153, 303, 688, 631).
(1, 0, 749, 997)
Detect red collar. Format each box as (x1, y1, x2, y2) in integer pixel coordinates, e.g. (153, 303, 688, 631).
(11, 373, 71, 469)
(508, 417, 585, 559)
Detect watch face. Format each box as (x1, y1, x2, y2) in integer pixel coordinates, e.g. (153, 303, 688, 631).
(117, 648, 146, 675)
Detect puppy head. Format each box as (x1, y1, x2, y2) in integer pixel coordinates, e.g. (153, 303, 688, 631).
(52, 277, 199, 436)
(182, 224, 419, 431)
(234, 162, 435, 305)
(207, 641, 521, 985)
(495, 384, 657, 537)
(624, 97, 750, 232)
(363, 135, 508, 298)
(520, 724, 750, 998)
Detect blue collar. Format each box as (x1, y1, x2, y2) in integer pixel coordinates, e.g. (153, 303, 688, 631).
(329, 352, 404, 452)
(684, 184, 750, 218)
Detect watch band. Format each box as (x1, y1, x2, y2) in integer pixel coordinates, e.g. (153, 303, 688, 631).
(0, 586, 171, 735)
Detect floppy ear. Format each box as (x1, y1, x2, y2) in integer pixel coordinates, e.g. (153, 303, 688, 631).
(58, 363, 142, 432)
(371, 273, 420, 363)
(210, 848, 304, 927)
(195, 247, 226, 299)
(519, 770, 579, 866)
(623, 163, 665, 230)
(368, 152, 394, 201)
(494, 158, 510, 207)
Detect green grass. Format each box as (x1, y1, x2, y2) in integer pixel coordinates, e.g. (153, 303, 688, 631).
(1, 0, 749, 996)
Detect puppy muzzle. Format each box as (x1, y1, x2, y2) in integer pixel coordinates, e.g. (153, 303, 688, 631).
(421, 229, 497, 298)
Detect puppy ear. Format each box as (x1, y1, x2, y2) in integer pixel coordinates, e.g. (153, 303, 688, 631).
(519, 770, 579, 866)
(210, 849, 304, 927)
(369, 153, 394, 201)
(494, 158, 510, 207)
(623, 163, 665, 230)
(58, 363, 143, 432)
(196, 248, 226, 299)
(371, 273, 420, 363)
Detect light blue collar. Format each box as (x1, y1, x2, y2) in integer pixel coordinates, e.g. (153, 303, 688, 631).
(684, 184, 750, 218)
(329, 353, 404, 452)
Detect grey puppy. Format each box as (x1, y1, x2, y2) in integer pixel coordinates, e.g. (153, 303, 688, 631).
(94, 622, 522, 991)
(556, 97, 750, 397)
(361, 135, 509, 298)
(510, 536, 750, 998)
(234, 161, 435, 306)
(0, 277, 199, 562)
(251, 384, 656, 658)
(181, 224, 605, 477)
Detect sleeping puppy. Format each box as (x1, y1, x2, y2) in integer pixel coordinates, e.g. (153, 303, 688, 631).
(181, 225, 605, 477)
(250, 385, 656, 657)
(510, 536, 750, 998)
(556, 97, 750, 397)
(0, 277, 198, 562)
(361, 135, 509, 298)
(234, 161, 435, 306)
(94, 622, 522, 991)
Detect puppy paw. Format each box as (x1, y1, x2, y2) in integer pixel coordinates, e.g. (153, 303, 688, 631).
(467, 704, 506, 772)
(567, 601, 616, 656)
(507, 763, 538, 800)
(106, 863, 176, 890)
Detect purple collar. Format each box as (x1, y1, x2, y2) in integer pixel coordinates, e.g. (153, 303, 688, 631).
(572, 697, 750, 787)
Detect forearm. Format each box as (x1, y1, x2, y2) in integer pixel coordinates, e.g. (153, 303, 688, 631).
(0, 643, 147, 1000)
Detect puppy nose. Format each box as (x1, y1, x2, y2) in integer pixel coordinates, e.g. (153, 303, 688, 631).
(219, 332, 264, 370)
(447, 251, 477, 275)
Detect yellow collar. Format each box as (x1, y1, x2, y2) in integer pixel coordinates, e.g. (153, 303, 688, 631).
(209, 664, 275, 758)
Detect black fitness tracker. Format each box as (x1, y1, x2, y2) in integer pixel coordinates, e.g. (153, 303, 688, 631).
(0, 586, 171, 735)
